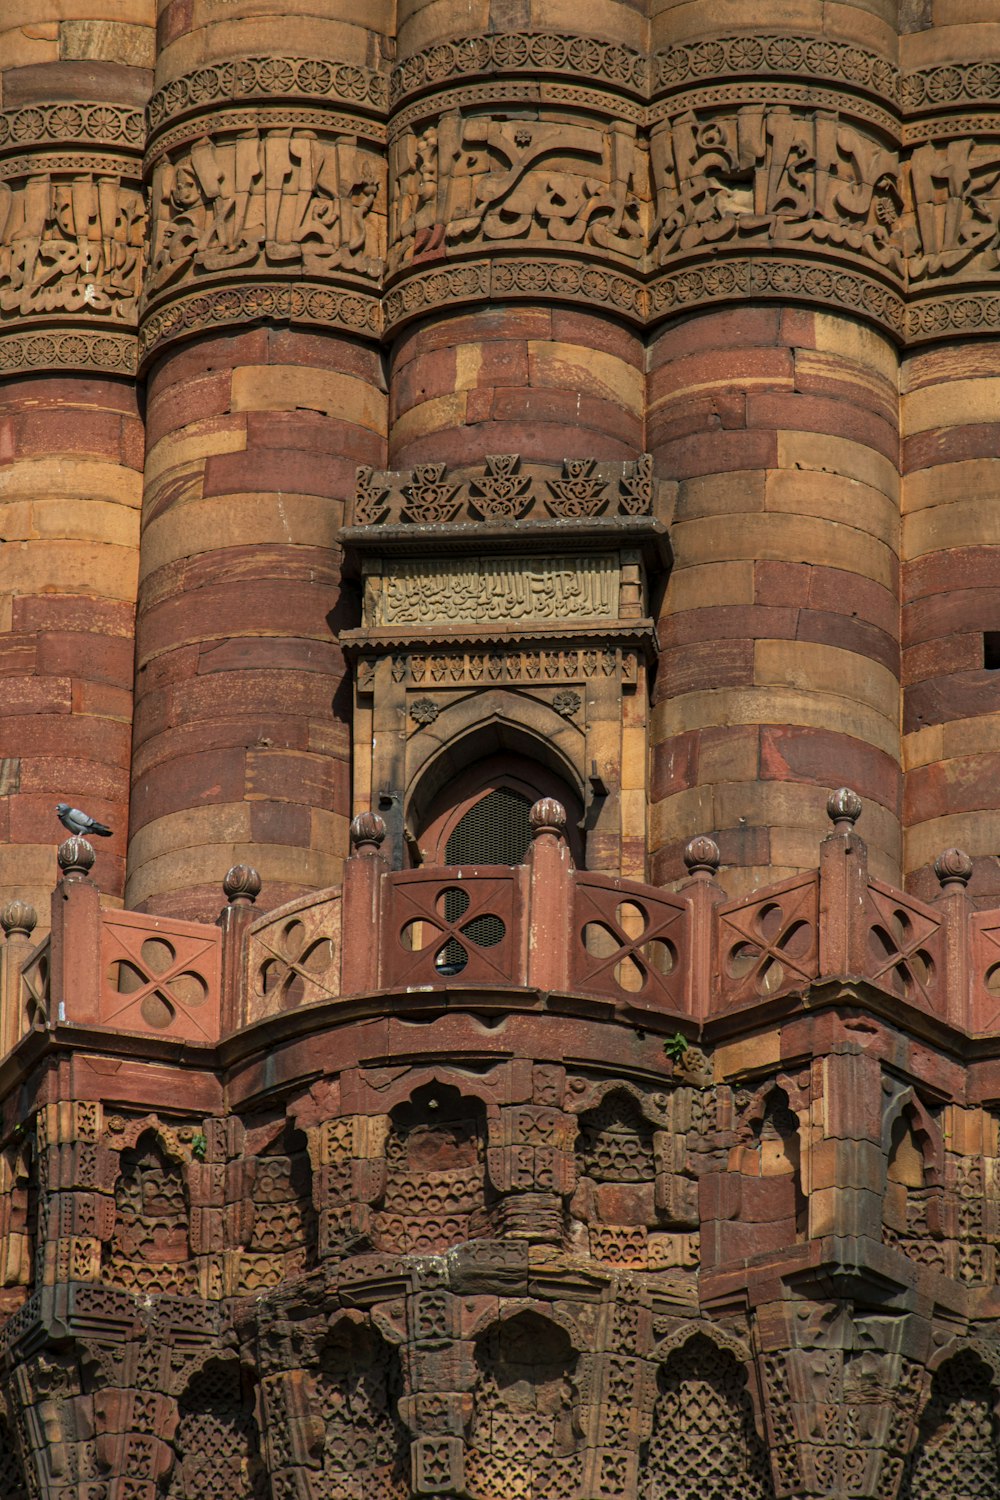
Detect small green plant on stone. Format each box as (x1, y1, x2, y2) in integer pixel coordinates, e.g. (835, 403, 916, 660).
(191, 1132, 207, 1161)
(664, 1032, 689, 1063)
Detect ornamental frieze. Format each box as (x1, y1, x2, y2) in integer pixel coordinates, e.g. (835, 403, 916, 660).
(368, 555, 620, 628)
(0, 173, 145, 322)
(388, 110, 646, 272)
(146, 56, 388, 138)
(145, 130, 385, 301)
(649, 106, 905, 278)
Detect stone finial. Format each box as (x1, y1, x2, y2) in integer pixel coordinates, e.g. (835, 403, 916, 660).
(529, 798, 567, 838)
(934, 847, 974, 891)
(350, 811, 387, 852)
(683, 835, 721, 878)
(827, 787, 863, 832)
(223, 864, 261, 906)
(0, 900, 37, 939)
(57, 836, 95, 878)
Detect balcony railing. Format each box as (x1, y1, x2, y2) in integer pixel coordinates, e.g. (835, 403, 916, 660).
(0, 791, 996, 1052)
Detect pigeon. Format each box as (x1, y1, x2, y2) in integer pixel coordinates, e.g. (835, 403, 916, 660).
(55, 803, 112, 838)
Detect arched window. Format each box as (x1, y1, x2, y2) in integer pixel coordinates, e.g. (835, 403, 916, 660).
(416, 754, 584, 868)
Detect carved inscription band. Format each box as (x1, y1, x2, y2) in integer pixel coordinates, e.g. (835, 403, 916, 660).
(3, 38, 1000, 373)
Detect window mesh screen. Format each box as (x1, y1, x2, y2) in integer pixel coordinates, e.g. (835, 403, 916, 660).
(436, 788, 533, 974)
(445, 786, 533, 867)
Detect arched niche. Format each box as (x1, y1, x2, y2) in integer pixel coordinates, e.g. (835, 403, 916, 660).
(643, 1331, 774, 1500)
(312, 1315, 406, 1496)
(467, 1309, 582, 1500)
(752, 1087, 807, 1243)
(407, 710, 586, 867)
(900, 1348, 1000, 1500)
(165, 1361, 266, 1500)
(373, 1082, 489, 1255)
(103, 1128, 195, 1296)
(237, 1117, 317, 1293)
(882, 1091, 943, 1270)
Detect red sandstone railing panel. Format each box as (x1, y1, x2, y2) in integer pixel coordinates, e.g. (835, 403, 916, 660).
(98, 910, 221, 1042)
(969, 911, 1000, 1033)
(245, 890, 342, 1025)
(860, 880, 946, 1019)
(380, 868, 522, 988)
(571, 873, 689, 1013)
(13, 936, 50, 1045)
(714, 873, 820, 1013)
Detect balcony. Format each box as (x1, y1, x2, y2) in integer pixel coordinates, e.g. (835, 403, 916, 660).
(3, 792, 1000, 1059)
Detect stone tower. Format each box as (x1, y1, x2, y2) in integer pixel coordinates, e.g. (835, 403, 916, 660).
(0, 3, 999, 1498)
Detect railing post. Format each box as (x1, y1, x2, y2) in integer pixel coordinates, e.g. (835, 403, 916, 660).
(218, 864, 261, 1033)
(525, 799, 573, 993)
(50, 838, 101, 1025)
(680, 836, 726, 1022)
(818, 788, 870, 977)
(0, 900, 37, 1055)
(341, 813, 389, 994)
(932, 848, 973, 1030)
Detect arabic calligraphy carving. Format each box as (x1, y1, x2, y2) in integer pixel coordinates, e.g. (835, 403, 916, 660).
(375, 555, 618, 627)
(148, 132, 384, 295)
(650, 106, 904, 273)
(389, 111, 644, 268)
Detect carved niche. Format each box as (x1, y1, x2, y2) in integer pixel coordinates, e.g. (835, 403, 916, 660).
(569, 1085, 699, 1268)
(373, 1084, 489, 1255)
(882, 1099, 944, 1274)
(901, 1350, 1000, 1500)
(165, 1361, 267, 1500)
(644, 1333, 774, 1500)
(0, 1406, 27, 1500)
(237, 1118, 317, 1292)
(311, 1316, 408, 1500)
(466, 1310, 583, 1500)
(103, 1130, 196, 1296)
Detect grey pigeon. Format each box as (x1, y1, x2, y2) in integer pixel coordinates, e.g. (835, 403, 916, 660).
(56, 803, 112, 838)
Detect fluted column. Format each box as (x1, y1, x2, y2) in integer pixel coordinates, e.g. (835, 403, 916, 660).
(647, 4, 904, 899)
(0, 7, 152, 917)
(384, 2, 651, 878)
(901, 17, 1000, 903)
(128, 4, 390, 918)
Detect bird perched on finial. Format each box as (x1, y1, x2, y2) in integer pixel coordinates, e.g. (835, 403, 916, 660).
(55, 803, 112, 838)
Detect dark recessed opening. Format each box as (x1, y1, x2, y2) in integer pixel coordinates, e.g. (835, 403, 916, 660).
(985, 632, 1000, 670)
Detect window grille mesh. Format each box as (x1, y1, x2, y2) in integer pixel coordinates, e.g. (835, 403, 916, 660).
(445, 786, 533, 868)
(436, 788, 532, 974)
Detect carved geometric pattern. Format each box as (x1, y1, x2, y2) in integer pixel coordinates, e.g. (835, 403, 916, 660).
(467, 1312, 582, 1500)
(717, 874, 820, 1010)
(574, 877, 688, 1008)
(165, 1363, 267, 1500)
(900, 1351, 1000, 1500)
(103, 1132, 196, 1297)
(864, 882, 944, 1015)
(238, 1126, 317, 1293)
(373, 1086, 487, 1255)
(645, 1335, 774, 1500)
(248, 893, 342, 1023)
(313, 1321, 407, 1500)
(100, 911, 221, 1040)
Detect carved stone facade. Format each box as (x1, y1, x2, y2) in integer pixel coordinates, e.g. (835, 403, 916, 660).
(4, 2, 1000, 1497)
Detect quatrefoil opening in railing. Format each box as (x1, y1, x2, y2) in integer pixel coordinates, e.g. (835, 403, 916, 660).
(573, 881, 687, 1006)
(106, 936, 209, 1032)
(866, 899, 939, 1011)
(725, 902, 814, 999)
(258, 916, 338, 1008)
(400, 885, 507, 978)
(718, 876, 820, 1008)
